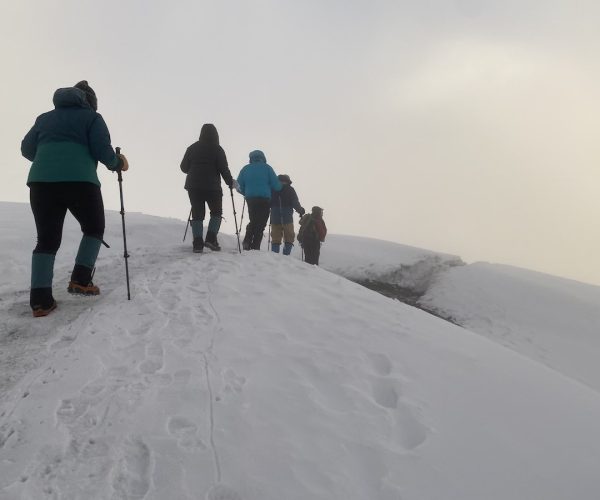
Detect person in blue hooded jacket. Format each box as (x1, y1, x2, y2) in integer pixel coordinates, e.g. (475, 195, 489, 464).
(21, 81, 128, 317)
(236, 150, 282, 250)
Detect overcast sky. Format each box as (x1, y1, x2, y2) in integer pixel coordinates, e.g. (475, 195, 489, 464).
(2, 0, 599, 285)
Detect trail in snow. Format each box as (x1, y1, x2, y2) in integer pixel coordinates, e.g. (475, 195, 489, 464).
(2, 247, 241, 499)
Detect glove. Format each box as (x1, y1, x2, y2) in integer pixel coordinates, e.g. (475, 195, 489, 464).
(117, 153, 129, 172)
(231, 179, 240, 191)
(298, 207, 305, 216)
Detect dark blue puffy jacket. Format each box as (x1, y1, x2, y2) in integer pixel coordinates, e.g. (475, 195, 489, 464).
(22, 87, 119, 186)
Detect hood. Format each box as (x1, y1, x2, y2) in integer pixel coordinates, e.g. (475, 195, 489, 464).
(74, 80, 97, 110)
(53, 87, 92, 110)
(199, 123, 219, 145)
(249, 150, 266, 163)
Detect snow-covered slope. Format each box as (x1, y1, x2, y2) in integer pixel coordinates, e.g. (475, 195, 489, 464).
(1, 202, 600, 500)
(420, 262, 600, 392)
(317, 232, 600, 394)
(318, 234, 463, 295)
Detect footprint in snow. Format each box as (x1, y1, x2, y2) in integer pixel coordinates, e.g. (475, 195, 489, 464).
(173, 369, 192, 386)
(138, 341, 164, 374)
(206, 484, 243, 500)
(167, 416, 206, 452)
(222, 368, 246, 395)
(370, 377, 428, 450)
(371, 377, 400, 409)
(110, 436, 151, 499)
(366, 352, 393, 376)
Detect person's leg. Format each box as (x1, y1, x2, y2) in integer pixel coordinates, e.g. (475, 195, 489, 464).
(304, 241, 319, 265)
(250, 199, 271, 250)
(242, 221, 253, 250)
(245, 199, 260, 250)
(67, 183, 105, 294)
(205, 192, 223, 251)
(270, 224, 283, 252)
(29, 183, 66, 313)
(314, 242, 321, 265)
(188, 189, 206, 252)
(282, 223, 295, 255)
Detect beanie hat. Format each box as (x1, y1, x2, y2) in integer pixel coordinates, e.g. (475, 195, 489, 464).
(312, 206, 323, 215)
(278, 174, 291, 185)
(74, 80, 97, 110)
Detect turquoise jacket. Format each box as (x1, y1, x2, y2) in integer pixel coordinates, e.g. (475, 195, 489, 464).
(237, 150, 282, 199)
(22, 87, 120, 186)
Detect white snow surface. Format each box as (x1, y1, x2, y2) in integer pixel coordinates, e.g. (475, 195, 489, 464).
(1, 201, 600, 500)
(420, 262, 600, 393)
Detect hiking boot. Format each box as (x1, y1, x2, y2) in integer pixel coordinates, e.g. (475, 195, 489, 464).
(283, 242, 294, 255)
(204, 240, 221, 251)
(68, 281, 100, 295)
(193, 236, 204, 253)
(204, 231, 221, 251)
(32, 300, 57, 318)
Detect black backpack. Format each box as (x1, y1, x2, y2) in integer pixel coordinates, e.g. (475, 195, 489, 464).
(298, 215, 317, 244)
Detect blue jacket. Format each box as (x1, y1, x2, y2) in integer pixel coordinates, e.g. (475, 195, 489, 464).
(237, 150, 282, 199)
(22, 87, 120, 186)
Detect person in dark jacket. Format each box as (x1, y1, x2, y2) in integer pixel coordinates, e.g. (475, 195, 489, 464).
(270, 174, 304, 255)
(298, 206, 327, 265)
(236, 150, 282, 250)
(180, 124, 233, 253)
(21, 81, 129, 317)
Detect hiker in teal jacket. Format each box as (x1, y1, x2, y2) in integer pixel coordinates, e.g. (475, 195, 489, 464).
(237, 150, 282, 250)
(21, 81, 129, 317)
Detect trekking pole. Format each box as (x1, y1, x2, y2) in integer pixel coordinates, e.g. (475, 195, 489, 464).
(115, 147, 131, 300)
(183, 208, 192, 242)
(229, 187, 241, 253)
(279, 197, 284, 253)
(300, 212, 304, 261)
(240, 198, 246, 230)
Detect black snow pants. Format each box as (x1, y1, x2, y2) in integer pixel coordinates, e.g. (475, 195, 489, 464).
(29, 182, 105, 254)
(303, 240, 321, 265)
(243, 197, 271, 250)
(187, 188, 223, 221)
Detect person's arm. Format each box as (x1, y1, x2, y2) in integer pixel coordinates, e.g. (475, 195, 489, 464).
(88, 114, 120, 170)
(269, 166, 282, 191)
(180, 147, 191, 173)
(21, 120, 39, 161)
(320, 220, 327, 241)
(217, 147, 233, 186)
(290, 187, 304, 214)
(236, 169, 246, 195)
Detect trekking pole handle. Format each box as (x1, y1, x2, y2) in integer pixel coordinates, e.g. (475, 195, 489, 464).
(116, 147, 123, 181)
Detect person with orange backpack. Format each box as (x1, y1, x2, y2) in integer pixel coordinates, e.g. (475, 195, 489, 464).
(297, 206, 327, 265)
